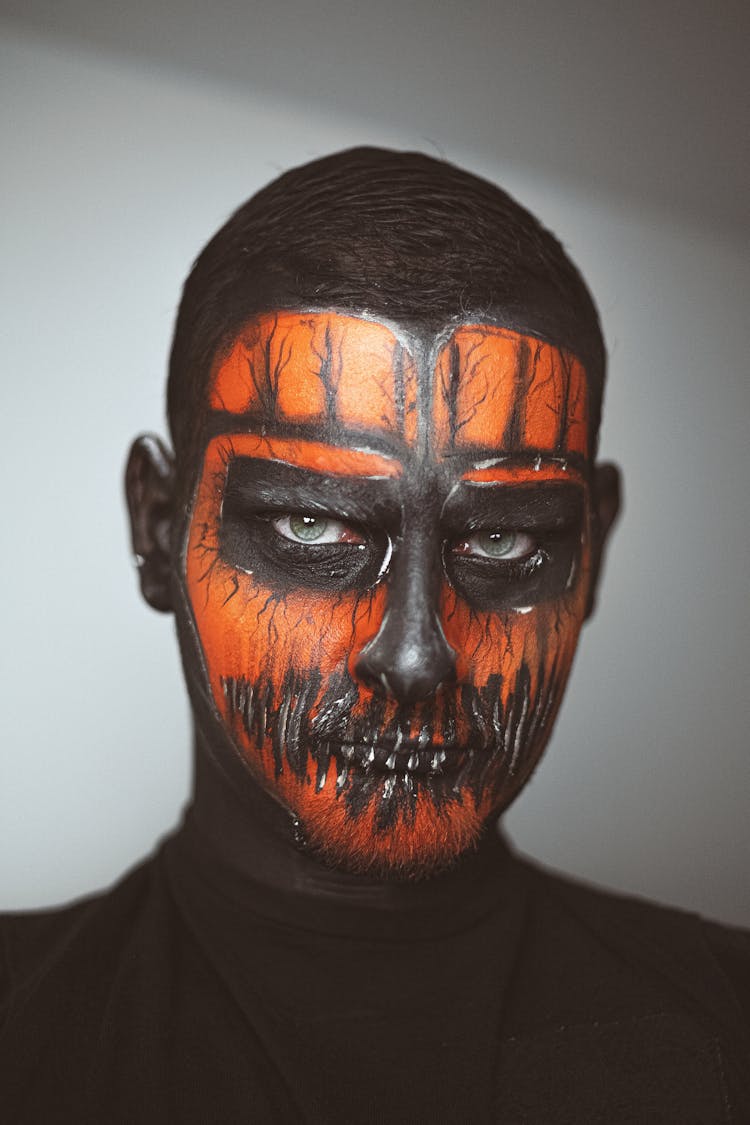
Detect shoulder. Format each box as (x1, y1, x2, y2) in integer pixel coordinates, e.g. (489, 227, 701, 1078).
(1, 896, 93, 1000)
(498, 855, 750, 1119)
(545, 862, 748, 974)
(519, 856, 750, 1019)
(0, 852, 166, 1026)
(701, 917, 750, 1023)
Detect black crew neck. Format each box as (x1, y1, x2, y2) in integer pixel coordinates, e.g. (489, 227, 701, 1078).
(160, 812, 528, 1124)
(164, 808, 518, 942)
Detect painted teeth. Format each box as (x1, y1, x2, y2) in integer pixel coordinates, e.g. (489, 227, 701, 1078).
(315, 742, 331, 792)
(385, 747, 449, 774)
(325, 743, 456, 776)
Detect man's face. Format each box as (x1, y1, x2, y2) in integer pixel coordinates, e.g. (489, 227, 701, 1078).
(180, 310, 592, 877)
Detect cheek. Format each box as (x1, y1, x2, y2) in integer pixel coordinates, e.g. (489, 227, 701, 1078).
(188, 560, 384, 704)
(441, 583, 586, 684)
(184, 447, 386, 755)
(439, 545, 590, 773)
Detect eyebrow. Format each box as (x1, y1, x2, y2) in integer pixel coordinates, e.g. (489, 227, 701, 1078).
(222, 456, 403, 527)
(442, 479, 585, 533)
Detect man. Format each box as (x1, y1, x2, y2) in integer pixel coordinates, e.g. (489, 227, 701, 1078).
(1, 148, 748, 1122)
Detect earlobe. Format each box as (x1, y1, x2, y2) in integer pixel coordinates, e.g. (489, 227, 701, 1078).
(585, 461, 622, 620)
(125, 434, 176, 613)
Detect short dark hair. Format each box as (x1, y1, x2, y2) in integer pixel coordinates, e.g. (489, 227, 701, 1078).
(167, 147, 606, 463)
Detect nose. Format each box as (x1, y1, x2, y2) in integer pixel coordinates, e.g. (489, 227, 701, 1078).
(355, 532, 456, 705)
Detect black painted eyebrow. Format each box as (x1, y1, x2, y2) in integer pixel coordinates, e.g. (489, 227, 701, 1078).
(441, 481, 584, 534)
(222, 457, 402, 526)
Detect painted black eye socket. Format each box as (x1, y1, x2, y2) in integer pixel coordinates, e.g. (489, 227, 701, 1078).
(444, 527, 580, 611)
(217, 456, 396, 594)
(219, 507, 387, 594)
(440, 480, 586, 610)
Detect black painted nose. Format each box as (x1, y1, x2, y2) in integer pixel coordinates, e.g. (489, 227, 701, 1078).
(355, 534, 456, 705)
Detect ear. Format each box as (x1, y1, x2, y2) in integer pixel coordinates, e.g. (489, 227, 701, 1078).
(585, 461, 622, 620)
(125, 434, 177, 613)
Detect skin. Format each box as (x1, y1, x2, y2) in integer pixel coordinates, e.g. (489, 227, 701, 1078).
(127, 308, 620, 882)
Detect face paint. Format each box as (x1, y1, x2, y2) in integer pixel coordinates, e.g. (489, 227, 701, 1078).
(182, 311, 591, 878)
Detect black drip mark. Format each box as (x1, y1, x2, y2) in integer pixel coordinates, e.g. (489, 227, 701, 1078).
(311, 320, 342, 425)
(438, 335, 490, 450)
(222, 675, 272, 758)
(284, 668, 322, 777)
(193, 519, 221, 603)
(238, 313, 293, 418)
(222, 573, 240, 606)
(266, 315, 292, 414)
(502, 337, 533, 451)
(313, 672, 362, 741)
(192, 448, 239, 606)
(451, 337, 490, 446)
(505, 661, 532, 776)
(556, 349, 573, 453)
(375, 772, 419, 831)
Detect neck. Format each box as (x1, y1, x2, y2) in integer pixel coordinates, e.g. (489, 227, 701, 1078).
(185, 724, 509, 919)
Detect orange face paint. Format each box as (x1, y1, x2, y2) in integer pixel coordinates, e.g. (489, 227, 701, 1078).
(184, 312, 592, 877)
(433, 325, 589, 457)
(211, 311, 418, 443)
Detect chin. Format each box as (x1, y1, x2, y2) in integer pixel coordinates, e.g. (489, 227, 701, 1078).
(296, 770, 500, 882)
(243, 730, 546, 881)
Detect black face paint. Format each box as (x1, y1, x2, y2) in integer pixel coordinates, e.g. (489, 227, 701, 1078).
(443, 482, 584, 611)
(220, 457, 396, 594)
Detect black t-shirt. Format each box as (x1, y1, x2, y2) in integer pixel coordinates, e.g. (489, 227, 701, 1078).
(2, 824, 749, 1123)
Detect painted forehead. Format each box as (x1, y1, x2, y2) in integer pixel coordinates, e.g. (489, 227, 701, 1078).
(209, 311, 589, 460)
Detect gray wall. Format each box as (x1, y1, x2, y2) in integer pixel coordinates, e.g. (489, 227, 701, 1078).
(1, 7, 748, 924)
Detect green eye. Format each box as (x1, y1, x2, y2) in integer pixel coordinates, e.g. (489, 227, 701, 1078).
(453, 529, 536, 560)
(479, 531, 515, 557)
(271, 513, 365, 546)
(288, 515, 328, 542)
